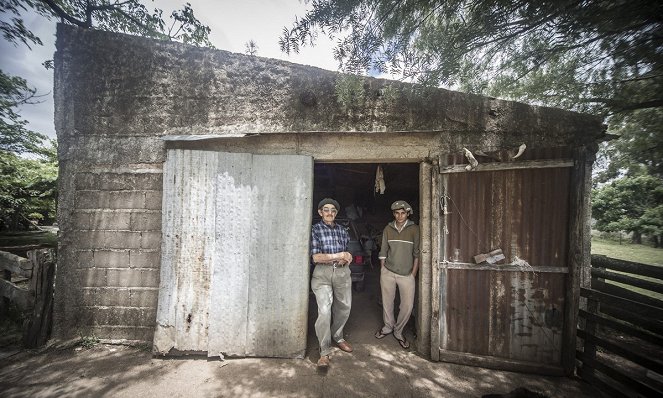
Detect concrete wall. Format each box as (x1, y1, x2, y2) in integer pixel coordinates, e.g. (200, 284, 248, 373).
(53, 24, 604, 342)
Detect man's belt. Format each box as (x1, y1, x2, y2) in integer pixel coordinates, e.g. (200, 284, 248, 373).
(315, 261, 348, 268)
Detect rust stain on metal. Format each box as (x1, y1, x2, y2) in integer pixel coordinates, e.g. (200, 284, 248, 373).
(442, 148, 568, 365)
(445, 149, 570, 266)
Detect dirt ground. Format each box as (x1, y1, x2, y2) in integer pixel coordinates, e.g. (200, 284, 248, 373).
(0, 268, 602, 398)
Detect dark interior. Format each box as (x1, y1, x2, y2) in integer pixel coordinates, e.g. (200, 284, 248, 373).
(312, 162, 420, 230)
(307, 162, 420, 354)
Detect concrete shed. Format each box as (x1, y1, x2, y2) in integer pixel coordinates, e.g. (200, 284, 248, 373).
(53, 24, 604, 374)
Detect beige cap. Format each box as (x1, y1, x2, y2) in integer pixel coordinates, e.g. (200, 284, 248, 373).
(391, 200, 412, 214)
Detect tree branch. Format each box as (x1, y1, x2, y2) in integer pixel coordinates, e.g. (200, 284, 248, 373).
(613, 99, 663, 112)
(39, 0, 88, 28)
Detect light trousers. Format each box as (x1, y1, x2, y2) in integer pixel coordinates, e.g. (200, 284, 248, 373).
(380, 266, 415, 340)
(311, 265, 352, 356)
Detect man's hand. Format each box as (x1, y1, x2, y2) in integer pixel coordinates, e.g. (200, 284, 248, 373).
(411, 259, 419, 277)
(339, 251, 353, 265)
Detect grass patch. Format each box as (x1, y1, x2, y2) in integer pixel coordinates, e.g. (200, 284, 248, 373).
(78, 334, 100, 349)
(591, 237, 663, 300)
(606, 280, 663, 301)
(591, 237, 663, 266)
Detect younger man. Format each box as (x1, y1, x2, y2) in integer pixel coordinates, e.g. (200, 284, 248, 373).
(375, 200, 420, 349)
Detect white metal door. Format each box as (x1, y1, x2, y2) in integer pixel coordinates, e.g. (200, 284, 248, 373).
(154, 149, 313, 358)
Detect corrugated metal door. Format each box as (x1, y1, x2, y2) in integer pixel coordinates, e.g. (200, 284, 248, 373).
(154, 149, 313, 358)
(436, 166, 571, 373)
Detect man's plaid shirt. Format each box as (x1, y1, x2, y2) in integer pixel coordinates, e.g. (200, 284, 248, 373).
(310, 220, 350, 255)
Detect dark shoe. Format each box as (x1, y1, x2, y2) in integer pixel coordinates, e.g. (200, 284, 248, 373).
(317, 355, 330, 368)
(336, 340, 353, 353)
(374, 329, 390, 339)
(396, 336, 410, 349)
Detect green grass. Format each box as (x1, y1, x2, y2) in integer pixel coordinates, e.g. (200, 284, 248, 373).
(591, 237, 663, 266)
(78, 334, 100, 349)
(591, 236, 663, 300)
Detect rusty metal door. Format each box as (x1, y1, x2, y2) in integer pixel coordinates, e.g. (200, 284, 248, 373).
(435, 165, 571, 373)
(154, 149, 313, 358)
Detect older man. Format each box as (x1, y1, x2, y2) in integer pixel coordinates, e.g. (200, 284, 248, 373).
(310, 198, 354, 368)
(375, 200, 420, 349)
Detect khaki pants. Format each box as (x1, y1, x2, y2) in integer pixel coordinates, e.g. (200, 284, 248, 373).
(311, 265, 352, 356)
(379, 266, 415, 340)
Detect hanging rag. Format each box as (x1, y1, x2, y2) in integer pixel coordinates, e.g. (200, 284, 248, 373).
(374, 165, 386, 195)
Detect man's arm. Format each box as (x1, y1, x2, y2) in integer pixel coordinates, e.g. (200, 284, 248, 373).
(312, 252, 352, 264)
(411, 257, 419, 277)
(411, 226, 421, 276)
(378, 226, 388, 268)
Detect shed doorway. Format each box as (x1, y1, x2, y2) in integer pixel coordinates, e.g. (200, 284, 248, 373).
(308, 162, 420, 353)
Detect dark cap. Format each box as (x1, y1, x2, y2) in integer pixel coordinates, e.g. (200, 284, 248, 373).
(318, 198, 340, 210)
(391, 200, 412, 214)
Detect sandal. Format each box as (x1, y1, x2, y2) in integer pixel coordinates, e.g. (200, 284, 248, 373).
(396, 336, 410, 349)
(374, 329, 390, 339)
(317, 355, 329, 368)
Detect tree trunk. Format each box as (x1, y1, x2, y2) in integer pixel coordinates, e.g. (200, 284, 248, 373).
(631, 231, 642, 244)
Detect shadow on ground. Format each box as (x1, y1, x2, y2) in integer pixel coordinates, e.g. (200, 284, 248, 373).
(0, 267, 601, 398)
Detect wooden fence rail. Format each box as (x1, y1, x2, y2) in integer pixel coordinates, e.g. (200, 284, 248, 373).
(0, 249, 56, 348)
(577, 254, 663, 397)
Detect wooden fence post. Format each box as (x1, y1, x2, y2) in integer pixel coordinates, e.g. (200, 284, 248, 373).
(582, 257, 608, 382)
(22, 249, 56, 348)
(581, 295, 600, 381)
(564, 145, 594, 375)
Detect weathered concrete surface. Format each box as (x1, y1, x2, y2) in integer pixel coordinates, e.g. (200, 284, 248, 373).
(54, 26, 603, 145)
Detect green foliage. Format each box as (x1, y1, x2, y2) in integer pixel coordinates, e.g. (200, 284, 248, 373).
(595, 109, 663, 182)
(245, 39, 258, 56)
(592, 175, 663, 246)
(281, 0, 661, 116)
(379, 84, 398, 106)
(335, 74, 365, 111)
(0, 70, 50, 156)
(78, 334, 100, 349)
(0, 142, 58, 230)
(0, 66, 57, 230)
(0, 0, 52, 49)
(36, 0, 213, 47)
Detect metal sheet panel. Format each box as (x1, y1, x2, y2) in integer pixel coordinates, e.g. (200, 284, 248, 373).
(245, 155, 313, 357)
(154, 149, 217, 353)
(208, 152, 254, 356)
(444, 269, 565, 364)
(445, 167, 570, 267)
(155, 150, 312, 358)
(208, 154, 313, 358)
(440, 160, 570, 366)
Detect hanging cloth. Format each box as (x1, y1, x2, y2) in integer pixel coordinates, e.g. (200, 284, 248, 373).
(374, 165, 386, 195)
